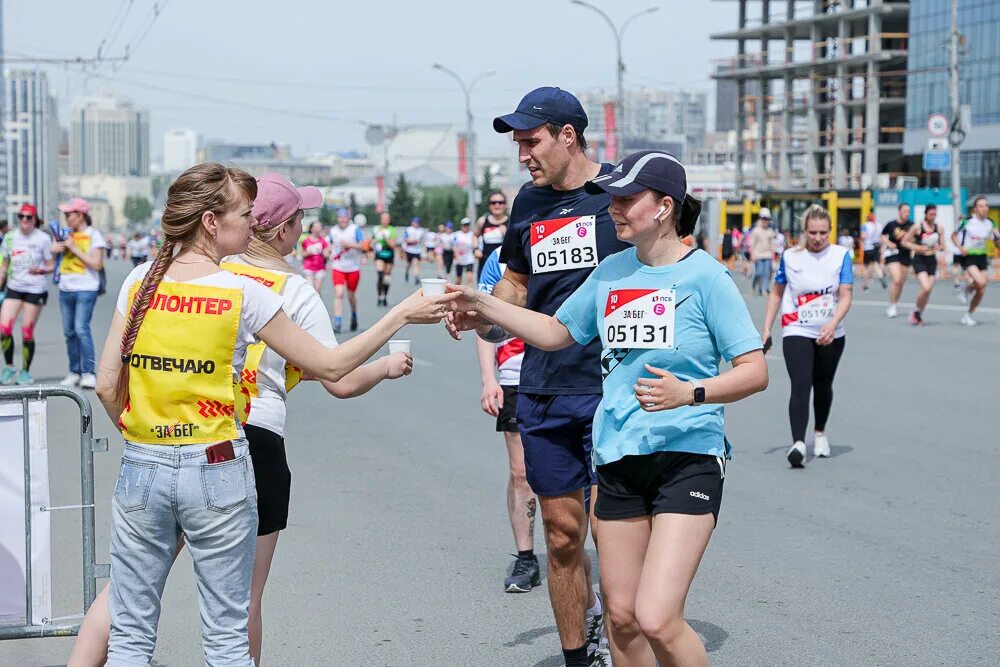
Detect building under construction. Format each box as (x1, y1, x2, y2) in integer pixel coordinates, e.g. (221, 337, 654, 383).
(713, 1, 920, 193)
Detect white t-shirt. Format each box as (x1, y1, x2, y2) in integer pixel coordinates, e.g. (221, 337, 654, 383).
(860, 222, 880, 251)
(329, 224, 364, 273)
(402, 226, 425, 254)
(226, 259, 339, 436)
(59, 227, 107, 292)
(126, 237, 150, 258)
(774, 245, 854, 340)
(454, 230, 475, 265)
(3, 228, 53, 293)
(424, 231, 439, 249)
(116, 262, 284, 378)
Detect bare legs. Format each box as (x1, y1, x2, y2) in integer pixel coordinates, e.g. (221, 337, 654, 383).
(504, 431, 536, 551)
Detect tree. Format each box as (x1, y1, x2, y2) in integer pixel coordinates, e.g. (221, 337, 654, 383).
(477, 166, 495, 218)
(318, 206, 337, 226)
(124, 196, 152, 227)
(348, 193, 359, 217)
(387, 174, 417, 225)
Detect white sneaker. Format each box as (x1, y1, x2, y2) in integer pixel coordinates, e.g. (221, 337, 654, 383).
(960, 313, 978, 327)
(79, 373, 97, 389)
(814, 433, 831, 458)
(954, 283, 968, 305)
(886, 303, 898, 318)
(60, 373, 81, 387)
(787, 441, 807, 468)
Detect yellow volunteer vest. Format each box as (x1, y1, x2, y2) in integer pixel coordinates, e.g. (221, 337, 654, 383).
(60, 231, 92, 274)
(221, 262, 304, 397)
(120, 282, 243, 445)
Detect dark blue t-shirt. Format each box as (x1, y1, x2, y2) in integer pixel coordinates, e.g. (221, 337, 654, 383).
(499, 163, 630, 395)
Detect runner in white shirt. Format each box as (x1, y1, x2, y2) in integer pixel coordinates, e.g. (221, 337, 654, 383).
(328, 208, 365, 333)
(0, 203, 55, 385)
(453, 218, 476, 287)
(424, 226, 441, 277)
(859, 213, 886, 290)
(951, 196, 999, 326)
(762, 204, 854, 467)
(474, 247, 538, 593)
(126, 232, 151, 267)
(401, 217, 426, 284)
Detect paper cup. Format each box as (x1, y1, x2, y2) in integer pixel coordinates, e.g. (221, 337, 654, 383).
(420, 278, 447, 296)
(388, 340, 411, 355)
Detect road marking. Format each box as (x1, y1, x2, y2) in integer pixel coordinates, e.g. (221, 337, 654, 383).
(852, 299, 1000, 314)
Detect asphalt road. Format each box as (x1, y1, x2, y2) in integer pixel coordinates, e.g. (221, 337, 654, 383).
(1, 256, 998, 666)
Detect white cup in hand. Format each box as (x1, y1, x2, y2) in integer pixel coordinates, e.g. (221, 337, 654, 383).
(388, 340, 411, 355)
(420, 279, 446, 296)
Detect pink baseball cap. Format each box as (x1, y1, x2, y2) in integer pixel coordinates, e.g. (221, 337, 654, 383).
(252, 173, 323, 230)
(58, 197, 90, 215)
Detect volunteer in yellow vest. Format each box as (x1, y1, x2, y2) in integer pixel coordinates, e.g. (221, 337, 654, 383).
(52, 197, 106, 389)
(90, 163, 457, 667)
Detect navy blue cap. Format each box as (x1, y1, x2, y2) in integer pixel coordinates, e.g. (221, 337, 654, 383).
(411, 216, 421, 224)
(445, 221, 454, 229)
(494, 87, 588, 134)
(337, 207, 350, 217)
(585, 150, 687, 201)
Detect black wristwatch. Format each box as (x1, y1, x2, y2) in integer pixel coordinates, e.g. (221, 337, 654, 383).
(690, 380, 706, 405)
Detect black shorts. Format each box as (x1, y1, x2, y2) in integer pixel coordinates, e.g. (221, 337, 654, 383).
(442, 250, 455, 273)
(4, 288, 48, 306)
(455, 263, 475, 280)
(961, 255, 988, 271)
(406, 251, 422, 262)
(953, 253, 963, 265)
(497, 385, 518, 432)
(375, 250, 394, 264)
(912, 254, 937, 276)
(863, 249, 879, 265)
(595, 451, 725, 522)
(884, 254, 911, 267)
(245, 423, 291, 536)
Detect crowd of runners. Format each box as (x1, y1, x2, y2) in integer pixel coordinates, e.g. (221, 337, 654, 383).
(2, 82, 996, 667)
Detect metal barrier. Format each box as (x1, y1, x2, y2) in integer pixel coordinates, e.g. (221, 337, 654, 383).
(0, 385, 109, 640)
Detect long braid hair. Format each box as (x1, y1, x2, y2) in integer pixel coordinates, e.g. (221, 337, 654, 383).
(113, 163, 257, 410)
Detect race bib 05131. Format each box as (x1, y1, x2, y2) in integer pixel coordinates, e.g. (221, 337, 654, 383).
(603, 288, 676, 349)
(530, 216, 598, 274)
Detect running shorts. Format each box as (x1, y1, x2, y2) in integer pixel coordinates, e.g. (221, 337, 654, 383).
(960, 255, 988, 271)
(375, 249, 394, 263)
(496, 384, 519, 433)
(4, 288, 48, 306)
(245, 423, 291, 536)
(455, 263, 475, 281)
(863, 249, 879, 265)
(405, 251, 422, 263)
(912, 255, 937, 276)
(332, 269, 361, 291)
(595, 451, 725, 522)
(442, 250, 455, 273)
(302, 269, 324, 284)
(517, 393, 599, 497)
(884, 254, 911, 267)
(952, 253, 963, 266)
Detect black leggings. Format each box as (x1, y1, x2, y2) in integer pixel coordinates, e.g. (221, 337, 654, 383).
(782, 335, 845, 442)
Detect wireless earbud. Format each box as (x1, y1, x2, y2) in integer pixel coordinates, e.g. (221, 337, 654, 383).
(654, 206, 666, 221)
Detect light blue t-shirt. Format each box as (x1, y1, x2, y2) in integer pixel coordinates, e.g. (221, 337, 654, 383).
(555, 248, 762, 466)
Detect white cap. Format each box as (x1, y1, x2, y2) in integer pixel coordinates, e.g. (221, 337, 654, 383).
(758, 207, 772, 220)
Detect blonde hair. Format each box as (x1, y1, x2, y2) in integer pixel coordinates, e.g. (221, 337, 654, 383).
(114, 163, 257, 409)
(241, 209, 301, 273)
(795, 204, 832, 251)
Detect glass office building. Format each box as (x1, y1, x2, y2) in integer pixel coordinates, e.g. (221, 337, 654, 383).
(904, 0, 1000, 200)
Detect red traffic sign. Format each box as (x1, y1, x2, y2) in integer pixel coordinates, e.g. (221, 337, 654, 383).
(927, 114, 949, 137)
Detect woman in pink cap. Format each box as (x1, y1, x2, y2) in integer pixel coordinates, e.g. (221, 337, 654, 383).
(68, 169, 449, 667)
(52, 197, 107, 389)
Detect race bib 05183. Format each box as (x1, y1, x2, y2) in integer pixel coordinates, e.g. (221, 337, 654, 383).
(603, 288, 676, 349)
(530, 216, 598, 274)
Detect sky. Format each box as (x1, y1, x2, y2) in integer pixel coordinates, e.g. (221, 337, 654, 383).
(5, 0, 735, 160)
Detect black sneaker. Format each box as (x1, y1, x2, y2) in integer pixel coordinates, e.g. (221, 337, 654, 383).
(350, 313, 358, 331)
(504, 555, 540, 593)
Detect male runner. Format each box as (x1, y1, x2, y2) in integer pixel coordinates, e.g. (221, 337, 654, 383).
(372, 212, 397, 306)
(453, 219, 477, 287)
(882, 203, 914, 318)
(402, 216, 425, 284)
(451, 86, 627, 667)
(952, 196, 1000, 326)
(860, 212, 886, 290)
(329, 208, 364, 332)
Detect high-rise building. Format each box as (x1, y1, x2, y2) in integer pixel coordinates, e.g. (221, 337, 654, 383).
(163, 129, 200, 173)
(903, 0, 1000, 202)
(579, 88, 708, 159)
(69, 96, 150, 177)
(713, 1, 916, 191)
(4, 70, 59, 221)
(0, 3, 7, 214)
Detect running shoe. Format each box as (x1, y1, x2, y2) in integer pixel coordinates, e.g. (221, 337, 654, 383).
(909, 310, 924, 326)
(880, 276, 888, 289)
(787, 441, 807, 468)
(1, 367, 17, 385)
(960, 313, 978, 327)
(333, 317, 342, 334)
(79, 373, 97, 389)
(954, 284, 968, 305)
(504, 555, 541, 593)
(588, 647, 612, 667)
(885, 303, 898, 318)
(585, 593, 608, 660)
(350, 312, 358, 332)
(60, 373, 81, 387)
(814, 433, 831, 458)
(15, 370, 33, 385)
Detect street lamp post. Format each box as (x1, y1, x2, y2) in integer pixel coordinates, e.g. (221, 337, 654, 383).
(433, 63, 496, 224)
(570, 1, 659, 159)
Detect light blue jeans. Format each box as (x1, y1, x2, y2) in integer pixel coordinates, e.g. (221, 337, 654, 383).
(58, 289, 98, 374)
(752, 258, 773, 294)
(106, 440, 258, 667)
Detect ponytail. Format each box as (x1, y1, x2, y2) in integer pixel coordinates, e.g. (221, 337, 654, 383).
(113, 240, 176, 409)
(676, 194, 702, 237)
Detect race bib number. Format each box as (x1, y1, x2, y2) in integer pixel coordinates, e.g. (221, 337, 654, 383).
(530, 216, 598, 274)
(603, 288, 676, 349)
(797, 293, 837, 325)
